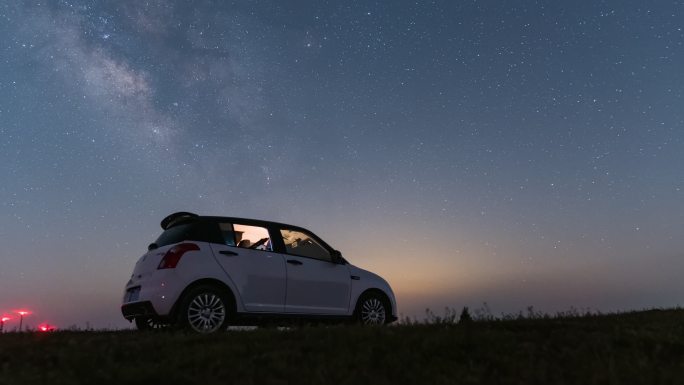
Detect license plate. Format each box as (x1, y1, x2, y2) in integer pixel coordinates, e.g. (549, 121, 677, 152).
(125, 287, 140, 302)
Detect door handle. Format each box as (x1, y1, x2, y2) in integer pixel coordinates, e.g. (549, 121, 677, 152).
(286, 259, 303, 265)
(219, 250, 238, 256)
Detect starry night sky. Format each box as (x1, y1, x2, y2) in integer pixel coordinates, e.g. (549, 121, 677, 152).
(1, 1, 683, 329)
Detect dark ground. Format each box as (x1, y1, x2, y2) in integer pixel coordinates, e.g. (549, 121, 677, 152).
(1, 308, 683, 384)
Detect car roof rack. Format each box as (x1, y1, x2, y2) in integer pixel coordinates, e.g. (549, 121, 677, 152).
(161, 212, 199, 230)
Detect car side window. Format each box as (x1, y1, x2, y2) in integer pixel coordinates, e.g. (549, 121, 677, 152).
(218, 223, 237, 246)
(280, 229, 331, 262)
(224, 223, 272, 251)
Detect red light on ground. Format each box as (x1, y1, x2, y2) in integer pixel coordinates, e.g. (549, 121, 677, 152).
(37, 323, 57, 332)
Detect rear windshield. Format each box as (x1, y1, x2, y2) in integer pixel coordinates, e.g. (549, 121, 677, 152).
(154, 221, 221, 248)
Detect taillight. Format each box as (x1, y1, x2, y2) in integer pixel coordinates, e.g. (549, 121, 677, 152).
(158, 243, 200, 269)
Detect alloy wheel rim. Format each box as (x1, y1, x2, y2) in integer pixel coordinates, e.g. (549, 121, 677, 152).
(361, 298, 386, 325)
(187, 293, 226, 333)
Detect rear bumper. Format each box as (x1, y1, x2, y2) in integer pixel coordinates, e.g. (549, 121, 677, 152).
(121, 301, 158, 321)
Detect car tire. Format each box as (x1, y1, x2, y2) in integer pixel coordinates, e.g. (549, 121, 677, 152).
(177, 285, 231, 333)
(355, 292, 390, 325)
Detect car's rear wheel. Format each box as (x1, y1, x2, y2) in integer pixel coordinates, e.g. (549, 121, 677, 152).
(177, 285, 231, 333)
(134, 317, 169, 331)
(355, 292, 390, 325)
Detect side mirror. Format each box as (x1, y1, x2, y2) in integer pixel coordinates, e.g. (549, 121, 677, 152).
(148, 243, 159, 251)
(331, 250, 344, 264)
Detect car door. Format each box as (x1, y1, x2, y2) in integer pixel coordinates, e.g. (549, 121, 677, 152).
(278, 228, 351, 315)
(209, 222, 286, 313)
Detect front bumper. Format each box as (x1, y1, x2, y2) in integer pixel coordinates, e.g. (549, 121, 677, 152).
(121, 301, 158, 321)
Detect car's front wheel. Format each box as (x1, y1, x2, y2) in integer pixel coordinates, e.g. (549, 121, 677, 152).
(355, 292, 390, 325)
(177, 285, 231, 333)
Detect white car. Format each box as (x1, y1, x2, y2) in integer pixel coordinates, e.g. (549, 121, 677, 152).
(121, 212, 397, 333)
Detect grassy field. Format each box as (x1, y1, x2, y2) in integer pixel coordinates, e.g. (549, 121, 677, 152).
(1, 308, 683, 384)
